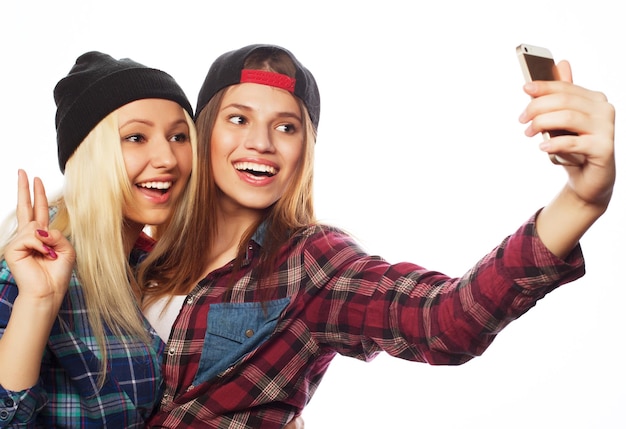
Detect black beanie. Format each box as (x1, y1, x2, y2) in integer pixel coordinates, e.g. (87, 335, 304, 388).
(195, 44, 320, 129)
(54, 51, 193, 173)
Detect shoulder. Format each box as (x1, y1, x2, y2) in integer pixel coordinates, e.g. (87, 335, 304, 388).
(289, 223, 368, 262)
(294, 223, 358, 244)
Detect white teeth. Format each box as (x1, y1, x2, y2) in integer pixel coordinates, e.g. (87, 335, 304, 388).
(138, 181, 172, 190)
(233, 162, 277, 175)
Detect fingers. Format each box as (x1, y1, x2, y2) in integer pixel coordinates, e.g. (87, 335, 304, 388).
(31, 229, 56, 259)
(34, 228, 76, 263)
(522, 79, 606, 104)
(33, 177, 49, 229)
(20, 228, 64, 261)
(15, 169, 50, 231)
(524, 92, 613, 136)
(555, 60, 573, 83)
(522, 105, 588, 137)
(5, 226, 56, 264)
(16, 169, 33, 229)
(518, 66, 614, 168)
(520, 81, 611, 134)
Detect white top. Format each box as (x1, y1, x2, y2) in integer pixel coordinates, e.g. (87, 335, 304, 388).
(143, 295, 187, 342)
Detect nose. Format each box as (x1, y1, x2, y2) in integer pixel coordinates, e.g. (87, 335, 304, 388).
(151, 138, 177, 169)
(243, 123, 275, 153)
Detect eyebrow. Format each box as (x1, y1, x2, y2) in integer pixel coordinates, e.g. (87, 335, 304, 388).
(222, 103, 302, 122)
(118, 118, 188, 129)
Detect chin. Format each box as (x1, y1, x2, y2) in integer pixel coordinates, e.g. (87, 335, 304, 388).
(245, 200, 277, 211)
(139, 214, 171, 227)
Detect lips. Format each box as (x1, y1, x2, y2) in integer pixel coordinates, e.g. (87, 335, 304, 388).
(138, 181, 173, 190)
(233, 161, 277, 177)
(136, 180, 173, 203)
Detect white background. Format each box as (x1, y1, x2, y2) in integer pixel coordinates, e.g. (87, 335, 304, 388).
(1, 1, 624, 427)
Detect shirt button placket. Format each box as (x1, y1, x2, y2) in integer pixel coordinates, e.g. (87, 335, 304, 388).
(0, 398, 14, 422)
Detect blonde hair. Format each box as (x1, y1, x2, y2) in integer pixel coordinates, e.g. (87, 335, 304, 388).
(2, 106, 197, 388)
(140, 48, 317, 303)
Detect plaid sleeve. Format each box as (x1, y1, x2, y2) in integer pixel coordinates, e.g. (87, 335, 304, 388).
(301, 212, 585, 365)
(0, 261, 49, 427)
(0, 385, 48, 427)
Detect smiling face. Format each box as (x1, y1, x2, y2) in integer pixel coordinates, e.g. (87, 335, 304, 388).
(210, 82, 304, 216)
(118, 98, 193, 231)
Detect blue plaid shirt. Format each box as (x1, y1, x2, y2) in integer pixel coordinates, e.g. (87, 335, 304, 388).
(0, 234, 165, 428)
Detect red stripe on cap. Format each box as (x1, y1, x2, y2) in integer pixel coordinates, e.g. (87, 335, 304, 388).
(240, 69, 296, 93)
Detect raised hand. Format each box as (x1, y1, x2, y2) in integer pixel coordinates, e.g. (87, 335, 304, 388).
(520, 60, 615, 208)
(4, 169, 75, 303)
(520, 61, 616, 258)
(0, 170, 76, 390)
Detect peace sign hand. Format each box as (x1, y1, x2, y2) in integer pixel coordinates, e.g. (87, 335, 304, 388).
(4, 170, 75, 305)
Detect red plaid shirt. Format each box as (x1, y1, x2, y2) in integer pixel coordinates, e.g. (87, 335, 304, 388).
(146, 214, 584, 428)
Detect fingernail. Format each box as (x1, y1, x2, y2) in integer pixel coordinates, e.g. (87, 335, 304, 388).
(519, 111, 528, 122)
(539, 141, 551, 151)
(37, 229, 49, 237)
(524, 82, 537, 92)
(43, 245, 57, 259)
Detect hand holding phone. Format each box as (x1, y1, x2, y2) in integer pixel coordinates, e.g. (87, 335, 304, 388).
(516, 44, 585, 166)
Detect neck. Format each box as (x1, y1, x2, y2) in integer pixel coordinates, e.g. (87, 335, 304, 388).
(123, 221, 145, 257)
(202, 202, 263, 276)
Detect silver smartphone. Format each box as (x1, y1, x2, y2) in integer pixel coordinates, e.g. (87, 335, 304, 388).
(516, 44, 585, 166)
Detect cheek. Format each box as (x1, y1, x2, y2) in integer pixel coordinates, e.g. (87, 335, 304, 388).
(121, 147, 142, 180)
(174, 144, 193, 176)
(209, 131, 232, 171)
(283, 144, 304, 173)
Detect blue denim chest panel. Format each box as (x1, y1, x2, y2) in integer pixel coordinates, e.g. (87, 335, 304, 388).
(193, 297, 290, 385)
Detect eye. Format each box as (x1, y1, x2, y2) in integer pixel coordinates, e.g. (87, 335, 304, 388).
(276, 123, 296, 134)
(228, 115, 247, 125)
(123, 133, 145, 143)
(171, 133, 189, 143)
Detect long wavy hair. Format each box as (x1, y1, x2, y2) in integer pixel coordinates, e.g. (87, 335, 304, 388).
(1, 106, 197, 388)
(140, 48, 317, 305)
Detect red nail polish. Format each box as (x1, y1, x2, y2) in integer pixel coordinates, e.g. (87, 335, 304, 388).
(43, 245, 57, 259)
(37, 229, 49, 237)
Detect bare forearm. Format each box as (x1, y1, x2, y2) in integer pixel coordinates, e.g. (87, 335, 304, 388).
(536, 185, 609, 259)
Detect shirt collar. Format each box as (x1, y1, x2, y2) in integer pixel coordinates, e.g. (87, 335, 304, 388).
(243, 220, 268, 265)
(251, 219, 268, 247)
